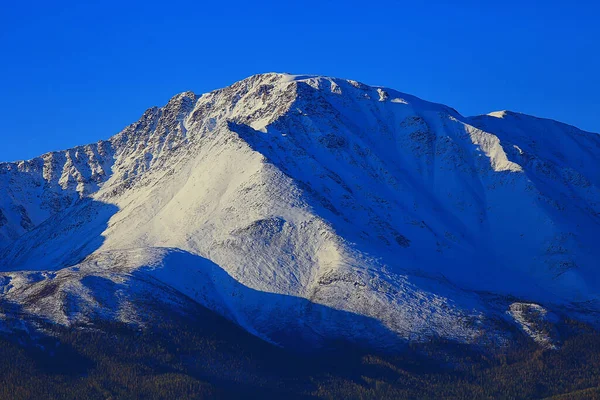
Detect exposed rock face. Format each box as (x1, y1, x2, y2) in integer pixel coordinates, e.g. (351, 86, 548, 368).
(0, 73, 598, 349)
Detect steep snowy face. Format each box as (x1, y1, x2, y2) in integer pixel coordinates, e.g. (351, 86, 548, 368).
(0, 90, 197, 251)
(0, 141, 113, 248)
(0, 73, 599, 349)
(223, 75, 600, 303)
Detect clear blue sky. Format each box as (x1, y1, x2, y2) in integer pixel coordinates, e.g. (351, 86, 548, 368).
(1, 0, 598, 162)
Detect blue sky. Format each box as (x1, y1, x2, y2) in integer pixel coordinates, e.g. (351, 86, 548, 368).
(1, 0, 598, 161)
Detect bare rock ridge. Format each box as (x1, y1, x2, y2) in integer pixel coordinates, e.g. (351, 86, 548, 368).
(0, 73, 599, 349)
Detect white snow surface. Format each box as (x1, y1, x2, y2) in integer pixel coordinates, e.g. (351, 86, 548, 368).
(507, 302, 559, 348)
(0, 73, 599, 348)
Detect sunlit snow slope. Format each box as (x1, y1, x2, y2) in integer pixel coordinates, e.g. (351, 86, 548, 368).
(1, 73, 598, 349)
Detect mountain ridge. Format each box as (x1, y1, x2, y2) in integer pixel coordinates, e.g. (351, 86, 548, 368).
(8, 73, 599, 165)
(1, 73, 599, 350)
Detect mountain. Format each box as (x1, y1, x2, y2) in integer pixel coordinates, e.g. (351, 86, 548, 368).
(1, 73, 599, 350)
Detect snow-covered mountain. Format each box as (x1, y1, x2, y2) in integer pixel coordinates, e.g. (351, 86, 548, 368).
(1, 73, 599, 349)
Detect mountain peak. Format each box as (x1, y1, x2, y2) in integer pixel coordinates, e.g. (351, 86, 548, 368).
(1, 73, 599, 350)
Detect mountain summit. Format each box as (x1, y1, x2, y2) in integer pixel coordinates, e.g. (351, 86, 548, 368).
(1, 73, 599, 349)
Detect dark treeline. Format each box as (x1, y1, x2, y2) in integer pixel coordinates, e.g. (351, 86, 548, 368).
(0, 305, 599, 399)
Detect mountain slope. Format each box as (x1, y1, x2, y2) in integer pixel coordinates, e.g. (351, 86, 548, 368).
(1, 73, 599, 349)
